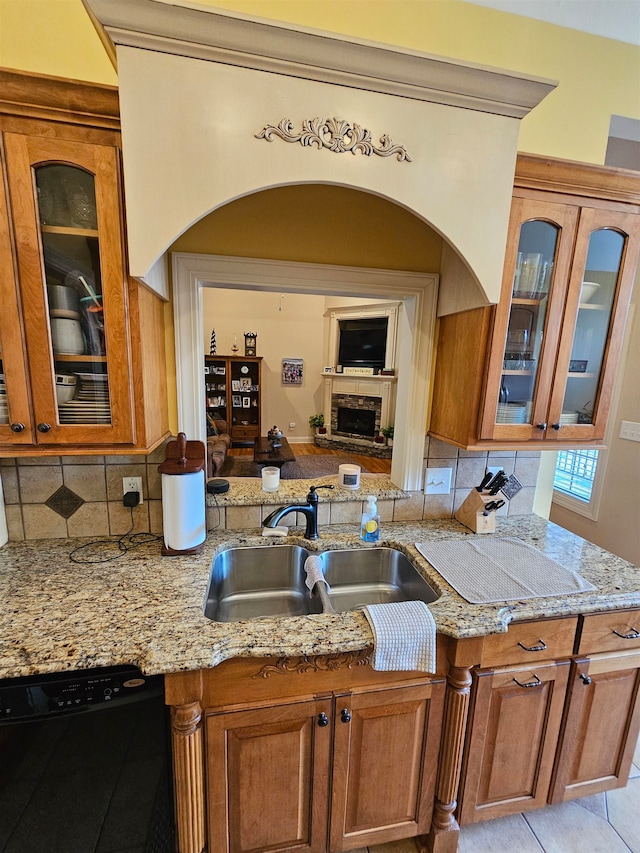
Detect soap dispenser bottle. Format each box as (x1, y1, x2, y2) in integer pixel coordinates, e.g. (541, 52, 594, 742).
(360, 495, 380, 542)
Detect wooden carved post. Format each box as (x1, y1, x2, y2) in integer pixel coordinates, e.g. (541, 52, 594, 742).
(171, 701, 206, 853)
(421, 663, 473, 853)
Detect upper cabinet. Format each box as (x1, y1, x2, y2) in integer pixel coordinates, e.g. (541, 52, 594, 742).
(430, 155, 640, 450)
(0, 69, 169, 454)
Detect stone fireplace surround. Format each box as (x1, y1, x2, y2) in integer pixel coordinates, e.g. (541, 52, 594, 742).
(332, 393, 381, 440)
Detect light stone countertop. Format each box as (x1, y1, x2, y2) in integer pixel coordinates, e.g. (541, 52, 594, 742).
(206, 473, 407, 506)
(1, 515, 639, 680)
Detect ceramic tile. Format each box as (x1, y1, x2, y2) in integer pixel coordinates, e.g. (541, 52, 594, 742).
(226, 504, 262, 529)
(206, 503, 226, 531)
(392, 492, 425, 521)
(507, 486, 536, 516)
(105, 455, 144, 465)
(0, 458, 16, 468)
(575, 792, 608, 820)
(453, 488, 473, 512)
(329, 501, 362, 525)
(486, 456, 516, 476)
(0, 466, 19, 504)
(427, 437, 459, 459)
(18, 465, 63, 504)
(105, 464, 147, 502)
(458, 449, 487, 458)
(4, 505, 24, 540)
(489, 449, 516, 458)
(63, 464, 107, 502)
(524, 800, 632, 853)
(107, 500, 150, 536)
(455, 457, 488, 488)
(22, 505, 68, 539)
(459, 813, 543, 852)
(45, 485, 84, 519)
(66, 502, 110, 538)
(148, 500, 163, 535)
(423, 492, 454, 519)
(146, 463, 162, 500)
(376, 498, 395, 522)
(61, 455, 105, 465)
(606, 777, 640, 852)
(516, 450, 542, 458)
(514, 456, 542, 488)
(16, 456, 61, 466)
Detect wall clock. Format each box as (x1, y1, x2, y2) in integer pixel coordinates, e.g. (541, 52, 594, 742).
(240, 365, 249, 374)
(244, 332, 257, 356)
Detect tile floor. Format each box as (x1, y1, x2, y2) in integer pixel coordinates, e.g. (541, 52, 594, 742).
(360, 734, 640, 853)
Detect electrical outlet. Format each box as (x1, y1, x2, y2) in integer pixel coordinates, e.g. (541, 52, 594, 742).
(122, 476, 143, 505)
(425, 467, 452, 495)
(619, 420, 640, 442)
(289, 422, 296, 429)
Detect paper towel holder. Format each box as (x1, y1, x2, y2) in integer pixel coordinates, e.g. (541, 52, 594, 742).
(158, 432, 207, 556)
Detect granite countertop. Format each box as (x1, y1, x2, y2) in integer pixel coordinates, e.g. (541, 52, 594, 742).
(1, 515, 639, 680)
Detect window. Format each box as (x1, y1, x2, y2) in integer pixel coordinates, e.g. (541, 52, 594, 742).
(553, 449, 600, 502)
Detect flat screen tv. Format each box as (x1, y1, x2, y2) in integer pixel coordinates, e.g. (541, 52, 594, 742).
(338, 317, 388, 369)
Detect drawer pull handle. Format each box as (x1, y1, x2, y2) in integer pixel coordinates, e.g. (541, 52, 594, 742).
(579, 673, 592, 685)
(317, 713, 329, 727)
(513, 675, 542, 688)
(340, 709, 351, 723)
(518, 639, 547, 652)
(613, 627, 640, 640)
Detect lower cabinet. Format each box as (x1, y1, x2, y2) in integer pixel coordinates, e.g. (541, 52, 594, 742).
(164, 656, 446, 853)
(550, 649, 640, 802)
(458, 660, 570, 824)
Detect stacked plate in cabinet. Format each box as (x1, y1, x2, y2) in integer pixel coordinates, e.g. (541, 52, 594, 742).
(496, 402, 528, 424)
(559, 412, 579, 425)
(58, 373, 111, 424)
(0, 375, 7, 424)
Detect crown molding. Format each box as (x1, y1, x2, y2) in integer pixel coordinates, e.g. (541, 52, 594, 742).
(83, 0, 556, 119)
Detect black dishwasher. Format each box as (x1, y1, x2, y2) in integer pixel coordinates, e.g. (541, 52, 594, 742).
(0, 665, 174, 853)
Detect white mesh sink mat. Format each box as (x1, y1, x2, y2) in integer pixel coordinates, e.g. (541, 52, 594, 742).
(414, 537, 595, 604)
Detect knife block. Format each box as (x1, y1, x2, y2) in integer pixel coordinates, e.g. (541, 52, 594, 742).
(455, 490, 497, 534)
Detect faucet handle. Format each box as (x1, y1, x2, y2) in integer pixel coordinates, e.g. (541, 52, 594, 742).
(308, 484, 335, 501)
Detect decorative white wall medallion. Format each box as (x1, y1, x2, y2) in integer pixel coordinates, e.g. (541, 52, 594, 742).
(256, 117, 412, 162)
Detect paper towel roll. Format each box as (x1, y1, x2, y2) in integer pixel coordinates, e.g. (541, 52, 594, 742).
(162, 470, 205, 552)
(338, 463, 361, 490)
(0, 474, 8, 547)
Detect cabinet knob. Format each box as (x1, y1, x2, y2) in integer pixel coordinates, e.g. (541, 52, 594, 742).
(536, 423, 547, 431)
(551, 422, 562, 430)
(10, 422, 25, 433)
(317, 713, 329, 727)
(513, 674, 542, 689)
(37, 423, 51, 433)
(579, 673, 592, 685)
(340, 709, 352, 723)
(517, 639, 547, 653)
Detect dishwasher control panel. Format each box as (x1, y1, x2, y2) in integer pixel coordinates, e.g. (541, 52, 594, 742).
(0, 665, 161, 721)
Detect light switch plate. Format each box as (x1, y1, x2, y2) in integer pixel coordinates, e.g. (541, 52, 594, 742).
(425, 467, 452, 495)
(619, 420, 640, 442)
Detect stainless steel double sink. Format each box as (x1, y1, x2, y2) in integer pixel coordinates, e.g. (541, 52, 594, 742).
(204, 545, 439, 622)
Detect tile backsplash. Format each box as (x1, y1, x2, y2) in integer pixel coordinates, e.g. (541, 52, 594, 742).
(0, 436, 541, 541)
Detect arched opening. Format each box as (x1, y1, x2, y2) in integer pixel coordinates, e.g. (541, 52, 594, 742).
(171, 185, 454, 490)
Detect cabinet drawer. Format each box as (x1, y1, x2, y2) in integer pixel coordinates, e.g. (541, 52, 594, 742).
(578, 610, 640, 655)
(232, 426, 259, 439)
(480, 617, 578, 667)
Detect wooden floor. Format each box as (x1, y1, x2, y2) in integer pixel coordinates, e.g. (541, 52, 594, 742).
(228, 442, 392, 474)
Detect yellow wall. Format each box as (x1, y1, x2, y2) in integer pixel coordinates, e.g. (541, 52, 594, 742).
(1, 0, 638, 165)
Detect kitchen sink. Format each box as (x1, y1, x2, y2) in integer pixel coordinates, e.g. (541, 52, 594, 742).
(317, 548, 439, 612)
(203, 545, 439, 622)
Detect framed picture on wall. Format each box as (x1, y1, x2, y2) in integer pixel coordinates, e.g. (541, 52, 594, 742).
(282, 358, 303, 385)
(231, 380, 241, 391)
(232, 395, 241, 407)
(242, 396, 251, 408)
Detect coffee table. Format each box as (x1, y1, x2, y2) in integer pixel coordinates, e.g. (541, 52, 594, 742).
(253, 436, 296, 469)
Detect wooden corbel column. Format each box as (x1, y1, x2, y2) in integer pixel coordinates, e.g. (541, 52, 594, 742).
(419, 636, 483, 853)
(165, 670, 206, 853)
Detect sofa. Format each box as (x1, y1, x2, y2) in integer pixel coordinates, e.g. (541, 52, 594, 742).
(206, 418, 232, 478)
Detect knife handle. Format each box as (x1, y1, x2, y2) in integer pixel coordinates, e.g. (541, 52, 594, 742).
(476, 472, 493, 492)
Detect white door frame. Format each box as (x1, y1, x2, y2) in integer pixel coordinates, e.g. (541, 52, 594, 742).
(172, 252, 438, 491)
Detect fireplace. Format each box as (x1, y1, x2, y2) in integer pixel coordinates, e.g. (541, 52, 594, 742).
(337, 407, 376, 438)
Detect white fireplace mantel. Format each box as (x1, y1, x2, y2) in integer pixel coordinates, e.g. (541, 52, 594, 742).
(325, 374, 397, 438)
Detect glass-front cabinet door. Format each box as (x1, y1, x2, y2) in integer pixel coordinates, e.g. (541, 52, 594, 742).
(480, 198, 578, 441)
(547, 208, 640, 442)
(3, 134, 133, 445)
(0, 169, 32, 444)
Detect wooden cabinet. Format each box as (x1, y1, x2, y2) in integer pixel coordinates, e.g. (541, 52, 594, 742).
(204, 354, 262, 444)
(0, 69, 168, 455)
(430, 154, 640, 450)
(165, 654, 445, 853)
(550, 649, 640, 803)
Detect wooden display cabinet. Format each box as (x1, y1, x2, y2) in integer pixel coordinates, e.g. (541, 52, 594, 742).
(203, 355, 262, 444)
(430, 154, 640, 450)
(0, 69, 169, 454)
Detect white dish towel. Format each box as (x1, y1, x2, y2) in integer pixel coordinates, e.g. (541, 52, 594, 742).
(362, 600, 437, 673)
